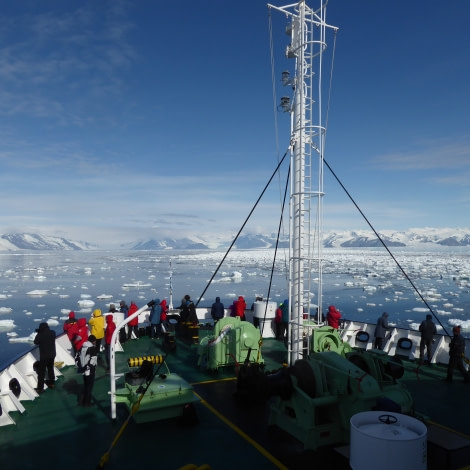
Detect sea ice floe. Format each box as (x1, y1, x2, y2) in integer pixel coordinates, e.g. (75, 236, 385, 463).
(449, 318, 470, 330)
(27, 290, 49, 296)
(78, 299, 95, 308)
(9, 332, 36, 343)
(97, 294, 113, 300)
(0, 319, 15, 331)
(0, 307, 13, 314)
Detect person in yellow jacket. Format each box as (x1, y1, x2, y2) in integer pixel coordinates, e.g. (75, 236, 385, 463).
(88, 309, 105, 354)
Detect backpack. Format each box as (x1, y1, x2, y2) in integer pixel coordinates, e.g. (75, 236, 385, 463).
(75, 347, 89, 373)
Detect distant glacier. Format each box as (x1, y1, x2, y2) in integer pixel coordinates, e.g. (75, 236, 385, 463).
(1, 228, 470, 251)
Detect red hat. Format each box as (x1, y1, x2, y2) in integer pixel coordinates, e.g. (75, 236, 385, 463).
(328, 305, 339, 313)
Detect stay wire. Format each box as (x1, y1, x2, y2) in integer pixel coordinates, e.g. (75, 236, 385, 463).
(323, 158, 451, 338)
(260, 164, 290, 343)
(195, 146, 291, 308)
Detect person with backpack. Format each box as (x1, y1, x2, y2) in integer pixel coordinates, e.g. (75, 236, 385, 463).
(79, 334, 98, 407)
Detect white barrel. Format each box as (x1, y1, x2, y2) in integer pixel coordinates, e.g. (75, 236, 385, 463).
(350, 411, 427, 470)
(253, 301, 277, 338)
(253, 301, 276, 319)
(111, 311, 124, 325)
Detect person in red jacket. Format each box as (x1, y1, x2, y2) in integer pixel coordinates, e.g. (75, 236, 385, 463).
(326, 305, 341, 329)
(73, 317, 89, 352)
(63, 311, 79, 352)
(127, 300, 139, 340)
(160, 299, 168, 322)
(104, 314, 116, 371)
(235, 296, 247, 321)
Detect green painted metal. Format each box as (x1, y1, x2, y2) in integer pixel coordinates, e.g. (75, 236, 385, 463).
(115, 365, 199, 424)
(309, 325, 353, 356)
(268, 348, 414, 450)
(197, 317, 264, 371)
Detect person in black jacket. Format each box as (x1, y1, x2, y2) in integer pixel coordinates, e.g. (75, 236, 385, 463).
(33, 322, 56, 393)
(419, 314, 437, 364)
(446, 325, 470, 383)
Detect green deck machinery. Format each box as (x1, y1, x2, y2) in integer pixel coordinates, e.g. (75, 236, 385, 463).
(237, 326, 414, 450)
(197, 317, 264, 371)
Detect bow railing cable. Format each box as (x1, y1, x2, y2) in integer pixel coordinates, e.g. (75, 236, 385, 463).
(96, 344, 170, 469)
(324, 158, 450, 338)
(195, 146, 291, 307)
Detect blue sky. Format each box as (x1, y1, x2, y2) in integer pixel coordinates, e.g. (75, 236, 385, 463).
(1, 1, 469, 248)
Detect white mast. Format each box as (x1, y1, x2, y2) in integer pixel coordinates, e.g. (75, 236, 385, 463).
(269, 1, 337, 365)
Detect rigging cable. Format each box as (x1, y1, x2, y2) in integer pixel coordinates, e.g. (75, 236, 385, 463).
(323, 158, 451, 338)
(257, 164, 290, 359)
(195, 146, 291, 308)
(315, 28, 451, 339)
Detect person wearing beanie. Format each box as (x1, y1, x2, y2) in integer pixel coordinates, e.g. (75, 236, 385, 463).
(446, 325, 470, 383)
(326, 305, 341, 329)
(374, 312, 390, 350)
(88, 309, 105, 354)
(80, 335, 98, 407)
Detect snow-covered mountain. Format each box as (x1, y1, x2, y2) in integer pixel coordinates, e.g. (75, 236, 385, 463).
(1, 228, 470, 251)
(129, 228, 470, 251)
(0, 233, 94, 251)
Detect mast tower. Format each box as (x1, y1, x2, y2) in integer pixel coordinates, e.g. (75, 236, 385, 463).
(269, 1, 338, 365)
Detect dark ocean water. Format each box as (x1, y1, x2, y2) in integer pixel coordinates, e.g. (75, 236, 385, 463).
(1, 248, 469, 368)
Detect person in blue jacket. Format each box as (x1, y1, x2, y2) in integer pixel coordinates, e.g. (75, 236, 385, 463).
(149, 298, 162, 339)
(211, 297, 225, 323)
